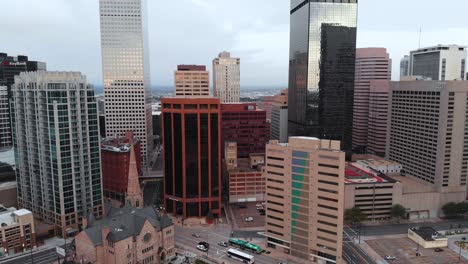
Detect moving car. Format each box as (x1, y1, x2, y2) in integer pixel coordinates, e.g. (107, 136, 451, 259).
(196, 245, 208, 252)
(192, 233, 200, 238)
(384, 255, 396, 260)
(245, 217, 254, 222)
(218, 241, 228, 247)
(198, 241, 209, 249)
(434, 248, 444, 252)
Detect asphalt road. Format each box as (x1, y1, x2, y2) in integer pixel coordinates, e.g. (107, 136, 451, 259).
(174, 224, 286, 264)
(0, 247, 61, 264)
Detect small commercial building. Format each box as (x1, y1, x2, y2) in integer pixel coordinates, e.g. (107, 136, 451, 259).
(0, 206, 35, 256)
(227, 152, 265, 203)
(408, 227, 448, 249)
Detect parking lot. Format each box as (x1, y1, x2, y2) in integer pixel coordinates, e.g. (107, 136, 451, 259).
(367, 237, 468, 264)
(229, 202, 265, 229)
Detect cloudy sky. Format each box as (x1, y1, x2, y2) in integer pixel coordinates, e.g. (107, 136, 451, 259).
(1, 0, 467, 88)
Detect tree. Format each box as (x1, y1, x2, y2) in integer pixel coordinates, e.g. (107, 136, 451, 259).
(344, 207, 367, 223)
(391, 204, 406, 222)
(457, 202, 468, 214)
(442, 202, 460, 218)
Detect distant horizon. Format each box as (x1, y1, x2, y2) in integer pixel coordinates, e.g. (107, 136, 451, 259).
(92, 84, 286, 93)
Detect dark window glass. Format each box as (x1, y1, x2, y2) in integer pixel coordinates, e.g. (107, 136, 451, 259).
(185, 114, 198, 198)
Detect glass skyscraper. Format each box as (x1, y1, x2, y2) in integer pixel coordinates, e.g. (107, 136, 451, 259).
(11, 72, 102, 237)
(288, 0, 358, 151)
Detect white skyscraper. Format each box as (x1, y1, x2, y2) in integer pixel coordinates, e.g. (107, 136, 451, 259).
(213, 51, 240, 103)
(99, 0, 153, 164)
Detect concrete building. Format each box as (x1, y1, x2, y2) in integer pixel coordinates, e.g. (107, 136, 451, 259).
(0, 86, 8, 148)
(265, 137, 345, 264)
(258, 95, 275, 121)
(75, 205, 175, 264)
(11, 71, 103, 237)
(221, 103, 269, 158)
(174, 65, 209, 97)
(271, 89, 288, 143)
(161, 97, 222, 218)
(367, 80, 390, 156)
(0, 182, 17, 208)
(288, 1, 357, 151)
(0, 206, 35, 256)
(386, 81, 468, 202)
(409, 45, 467, 81)
(99, 0, 153, 165)
(408, 227, 447, 249)
(352, 48, 391, 154)
(400, 55, 410, 79)
(224, 141, 238, 171)
(213, 51, 240, 103)
(101, 132, 143, 207)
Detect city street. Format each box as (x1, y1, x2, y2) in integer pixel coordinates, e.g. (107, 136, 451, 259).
(0, 248, 60, 264)
(174, 224, 288, 264)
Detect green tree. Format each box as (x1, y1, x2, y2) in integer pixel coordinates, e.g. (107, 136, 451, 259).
(391, 204, 406, 222)
(344, 207, 367, 223)
(442, 202, 460, 218)
(457, 202, 468, 214)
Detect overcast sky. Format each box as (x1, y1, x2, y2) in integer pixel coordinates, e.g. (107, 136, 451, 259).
(1, 0, 467, 87)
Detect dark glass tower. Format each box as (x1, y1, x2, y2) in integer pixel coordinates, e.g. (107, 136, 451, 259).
(288, 0, 358, 151)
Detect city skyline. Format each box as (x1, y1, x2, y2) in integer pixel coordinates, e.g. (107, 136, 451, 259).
(1, 0, 467, 87)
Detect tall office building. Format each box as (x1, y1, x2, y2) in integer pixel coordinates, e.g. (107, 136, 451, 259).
(367, 80, 390, 156)
(288, 1, 358, 150)
(386, 81, 468, 198)
(162, 97, 222, 218)
(352, 48, 391, 153)
(221, 103, 269, 158)
(174, 65, 210, 97)
(270, 89, 288, 143)
(0, 53, 46, 149)
(11, 72, 103, 236)
(408, 45, 467, 80)
(0, 86, 9, 148)
(99, 0, 153, 165)
(213, 51, 240, 103)
(265, 137, 345, 263)
(400, 55, 410, 79)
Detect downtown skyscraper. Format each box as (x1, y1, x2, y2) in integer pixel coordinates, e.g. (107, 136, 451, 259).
(11, 72, 103, 237)
(288, 0, 358, 150)
(99, 0, 153, 164)
(213, 51, 240, 103)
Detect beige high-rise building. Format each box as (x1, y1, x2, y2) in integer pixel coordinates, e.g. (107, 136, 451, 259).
(386, 81, 468, 198)
(213, 51, 240, 103)
(265, 137, 345, 264)
(174, 65, 209, 97)
(99, 0, 153, 165)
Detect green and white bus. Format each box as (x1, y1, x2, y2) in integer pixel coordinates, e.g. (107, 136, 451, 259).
(228, 238, 263, 254)
(227, 248, 255, 264)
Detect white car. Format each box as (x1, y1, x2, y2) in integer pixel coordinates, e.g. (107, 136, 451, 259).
(245, 217, 254, 222)
(256, 203, 263, 207)
(384, 255, 396, 260)
(196, 245, 208, 252)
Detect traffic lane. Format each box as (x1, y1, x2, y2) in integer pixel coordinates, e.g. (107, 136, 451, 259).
(343, 242, 375, 264)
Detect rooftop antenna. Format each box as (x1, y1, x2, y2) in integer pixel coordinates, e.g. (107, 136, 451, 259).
(418, 27, 422, 49)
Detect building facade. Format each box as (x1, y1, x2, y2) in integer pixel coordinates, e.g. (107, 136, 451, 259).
(101, 132, 143, 206)
(288, 1, 357, 150)
(174, 65, 210, 97)
(99, 0, 153, 165)
(0, 53, 46, 149)
(221, 103, 269, 158)
(0, 207, 35, 256)
(213, 51, 240, 103)
(386, 81, 468, 198)
(265, 137, 345, 263)
(352, 48, 391, 154)
(409, 45, 467, 81)
(400, 55, 410, 79)
(75, 205, 175, 264)
(367, 80, 390, 156)
(11, 72, 103, 236)
(270, 89, 288, 143)
(161, 97, 222, 218)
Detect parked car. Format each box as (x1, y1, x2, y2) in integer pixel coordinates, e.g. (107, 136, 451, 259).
(196, 245, 208, 252)
(384, 256, 396, 260)
(462, 237, 466, 241)
(245, 217, 254, 222)
(434, 248, 444, 252)
(239, 203, 247, 209)
(218, 241, 228, 247)
(256, 203, 263, 207)
(192, 233, 201, 238)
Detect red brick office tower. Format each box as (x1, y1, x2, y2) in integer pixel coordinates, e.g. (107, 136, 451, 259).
(161, 97, 222, 218)
(221, 103, 270, 158)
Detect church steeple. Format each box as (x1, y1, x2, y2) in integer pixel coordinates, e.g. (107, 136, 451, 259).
(126, 134, 143, 208)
